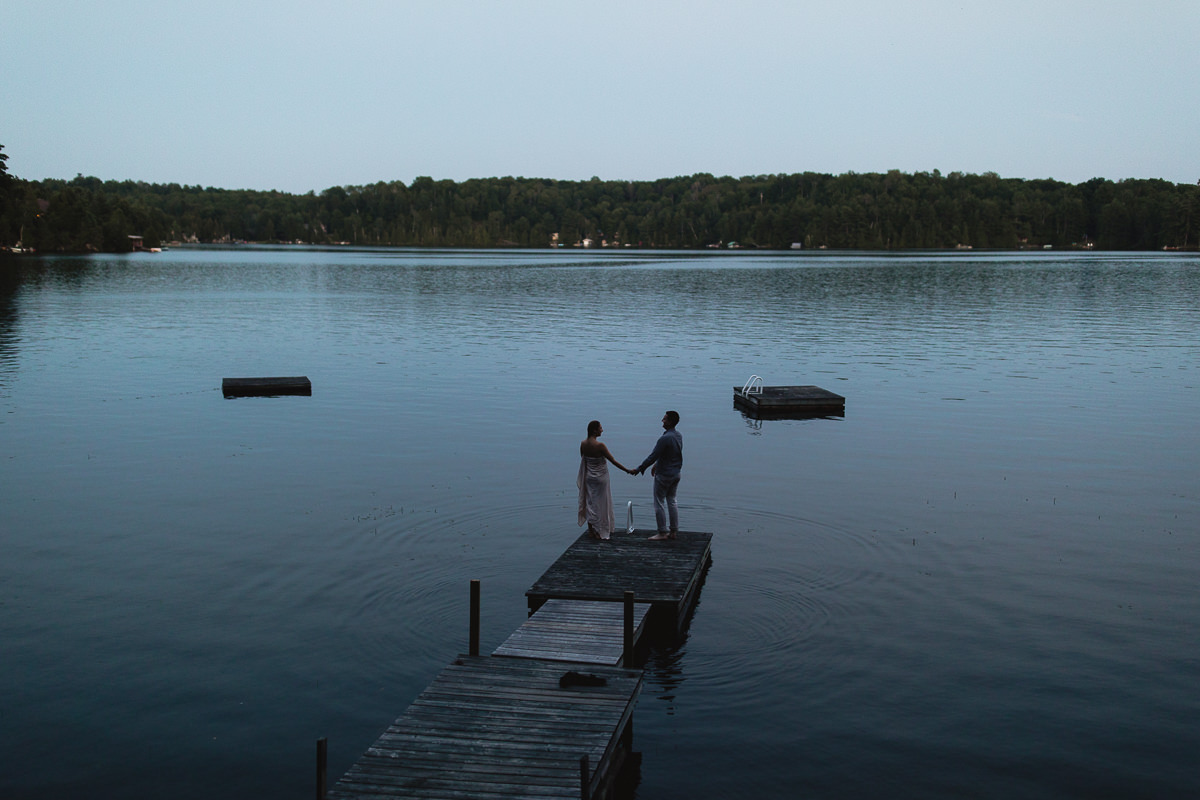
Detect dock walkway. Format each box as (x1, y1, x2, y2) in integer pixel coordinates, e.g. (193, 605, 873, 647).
(326, 656, 642, 800)
(326, 527, 712, 799)
(494, 598, 653, 666)
(527, 528, 713, 631)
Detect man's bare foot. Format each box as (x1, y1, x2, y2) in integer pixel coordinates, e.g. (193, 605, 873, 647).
(648, 532, 670, 540)
(668, 530, 678, 539)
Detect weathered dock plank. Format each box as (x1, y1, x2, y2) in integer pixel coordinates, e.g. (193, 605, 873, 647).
(733, 384, 844, 417)
(327, 655, 641, 800)
(327, 527, 714, 797)
(221, 376, 311, 397)
(526, 529, 712, 629)
(493, 599, 653, 665)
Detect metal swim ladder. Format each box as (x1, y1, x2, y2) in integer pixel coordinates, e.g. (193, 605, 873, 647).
(741, 374, 764, 395)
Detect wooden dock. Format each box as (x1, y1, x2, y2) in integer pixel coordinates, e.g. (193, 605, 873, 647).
(325, 527, 713, 799)
(527, 528, 713, 632)
(326, 655, 642, 800)
(494, 599, 653, 666)
(733, 384, 845, 417)
(221, 376, 311, 397)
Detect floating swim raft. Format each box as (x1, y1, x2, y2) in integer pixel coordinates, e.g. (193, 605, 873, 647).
(221, 376, 311, 397)
(733, 375, 845, 417)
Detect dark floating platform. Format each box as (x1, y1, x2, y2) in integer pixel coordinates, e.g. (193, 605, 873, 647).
(733, 383, 845, 418)
(221, 376, 311, 397)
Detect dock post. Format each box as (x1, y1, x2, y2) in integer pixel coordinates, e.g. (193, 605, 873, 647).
(316, 737, 327, 800)
(623, 591, 635, 665)
(469, 579, 481, 656)
(579, 753, 590, 800)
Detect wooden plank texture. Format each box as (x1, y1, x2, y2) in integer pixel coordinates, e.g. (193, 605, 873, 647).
(330, 528, 713, 798)
(327, 655, 642, 800)
(493, 599, 652, 665)
(526, 529, 712, 625)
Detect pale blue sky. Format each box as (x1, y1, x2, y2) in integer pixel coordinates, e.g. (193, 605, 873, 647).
(4, 0, 1197, 193)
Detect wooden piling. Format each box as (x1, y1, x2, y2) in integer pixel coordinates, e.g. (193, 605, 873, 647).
(623, 591, 635, 665)
(469, 579, 480, 657)
(316, 737, 327, 800)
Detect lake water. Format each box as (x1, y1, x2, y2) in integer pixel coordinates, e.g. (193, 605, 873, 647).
(2, 247, 1198, 799)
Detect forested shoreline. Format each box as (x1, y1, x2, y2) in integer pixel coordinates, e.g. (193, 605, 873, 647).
(2, 145, 1197, 252)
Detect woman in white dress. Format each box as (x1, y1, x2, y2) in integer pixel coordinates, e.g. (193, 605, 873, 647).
(578, 420, 634, 539)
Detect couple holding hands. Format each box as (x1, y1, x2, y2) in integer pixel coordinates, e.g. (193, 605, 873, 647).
(577, 411, 682, 541)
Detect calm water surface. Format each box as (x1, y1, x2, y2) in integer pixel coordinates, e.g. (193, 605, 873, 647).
(2, 247, 1198, 798)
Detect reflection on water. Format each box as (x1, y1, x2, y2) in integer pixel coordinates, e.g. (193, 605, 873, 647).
(0, 262, 18, 390)
(2, 247, 1199, 799)
(644, 637, 689, 712)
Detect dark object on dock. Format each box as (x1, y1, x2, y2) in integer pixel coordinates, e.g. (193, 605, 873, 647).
(527, 528, 713, 633)
(326, 655, 641, 800)
(733, 377, 844, 418)
(559, 670, 608, 688)
(221, 376, 311, 397)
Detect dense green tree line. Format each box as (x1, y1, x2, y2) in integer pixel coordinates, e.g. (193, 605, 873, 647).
(2, 144, 1197, 252)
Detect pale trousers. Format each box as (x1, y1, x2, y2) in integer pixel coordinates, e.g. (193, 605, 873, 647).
(652, 472, 681, 532)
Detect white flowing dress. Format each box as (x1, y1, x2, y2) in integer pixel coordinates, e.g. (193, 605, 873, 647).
(577, 456, 614, 539)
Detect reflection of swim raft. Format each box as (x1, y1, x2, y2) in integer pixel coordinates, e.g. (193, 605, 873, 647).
(733, 374, 845, 417)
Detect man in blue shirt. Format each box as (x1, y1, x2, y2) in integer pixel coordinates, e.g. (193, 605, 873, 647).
(634, 410, 683, 540)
